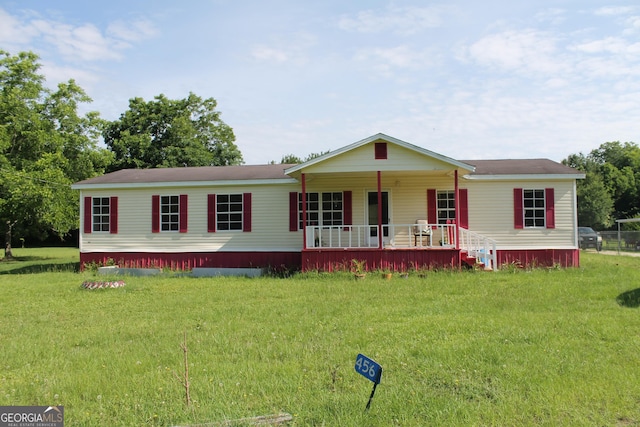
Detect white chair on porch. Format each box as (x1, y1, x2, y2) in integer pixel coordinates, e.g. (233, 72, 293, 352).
(413, 220, 431, 247)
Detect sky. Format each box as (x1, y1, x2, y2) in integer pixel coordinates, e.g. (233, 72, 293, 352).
(1, 0, 640, 165)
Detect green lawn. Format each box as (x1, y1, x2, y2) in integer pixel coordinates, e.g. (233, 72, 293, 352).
(1, 249, 639, 426)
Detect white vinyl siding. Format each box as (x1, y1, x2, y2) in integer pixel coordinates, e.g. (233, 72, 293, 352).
(79, 185, 302, 253)
(464, 180, 576, 249)
(78, 174, 578, 254)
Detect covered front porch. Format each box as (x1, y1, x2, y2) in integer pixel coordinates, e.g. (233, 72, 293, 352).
(284, 134, 496, 272)
(302, 223, 497, 272)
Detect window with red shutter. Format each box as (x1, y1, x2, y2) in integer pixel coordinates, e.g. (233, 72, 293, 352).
(152, 195, 160, 233)
(243, 193, 252, 232)
(514, 188, 524, 229)
(289, 192, 298, 232)
(207, 194, 216, 232)
(110, 196, 118, 234)
(179, 194, 188, 233)
(84, 197, 92, 234)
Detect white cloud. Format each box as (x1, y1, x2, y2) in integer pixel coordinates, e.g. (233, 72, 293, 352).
(466, 29, 565, 75)
(0, 7, 157, 63)
(594, 6, 635, 16)
(251, 46, 290, 63)
(572, 36, 640, 55)
(338, 5, 451, 36)
(107, 19, 158, 42)
(250, 33, 316, 65)
(354, 45, 438, 77)
(535, 8, 566, 25)
(0, 8, 38, 46)
(624, 16, 640, 34)
(31, 19, 125, 61)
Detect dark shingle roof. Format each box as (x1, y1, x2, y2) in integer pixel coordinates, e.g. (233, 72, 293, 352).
(73, 164, 298, 186)
(463, 159, 582, 176)
(73, 159, 582, 188)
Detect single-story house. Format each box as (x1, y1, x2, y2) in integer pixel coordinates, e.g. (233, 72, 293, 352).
(71, 133, 585, 272)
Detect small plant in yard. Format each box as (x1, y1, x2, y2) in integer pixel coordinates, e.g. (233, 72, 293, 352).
(350, 258, 366, 273)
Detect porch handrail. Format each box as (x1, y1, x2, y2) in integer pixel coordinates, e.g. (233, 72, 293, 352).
(459, 227, 497, 270)
(305, 223, 456, 249)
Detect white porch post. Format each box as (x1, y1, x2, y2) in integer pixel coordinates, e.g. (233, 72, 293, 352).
(302, 173, 307, 250)
(455, 169, 460, 250)
(377, 171, 383, 250)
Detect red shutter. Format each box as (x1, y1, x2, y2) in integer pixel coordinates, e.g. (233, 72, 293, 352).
(459, 189, 468, 229)
(514, 188, 524, 229)
(243, 193, 252, 232)
(343, 190, 352, 230)
(289, 192, 298, 231)
(545, 188, 555, 229)
(179, 194, 188, 233)
(208, 194, 216, 232)
(84, 196, 92, 234)
(374, 142, 387, 159)
(110, 196, 118, 234)
(427, 189, 437, 226)
(152, 195, 160, 233)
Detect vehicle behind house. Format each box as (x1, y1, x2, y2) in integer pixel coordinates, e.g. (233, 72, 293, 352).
(578, 227, 602, 251)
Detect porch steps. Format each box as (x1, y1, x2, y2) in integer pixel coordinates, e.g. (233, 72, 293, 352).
(461, 252, 489, 270)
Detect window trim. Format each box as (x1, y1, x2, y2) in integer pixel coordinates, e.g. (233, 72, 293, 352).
(216, 193, 245, 232)
(514, 188, 555, 229)
(296, 191, 346, 230)
(84, 196, 117, 234)
(92, 197, 111, 233)
(152, 194, 187, 233)
(207, 193, 252, 233)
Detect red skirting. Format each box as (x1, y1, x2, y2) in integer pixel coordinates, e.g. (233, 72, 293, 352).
(302, 248, 460, 272)
(79, 251, 301, 272)
(79, 248, 580, 272)
(496, 249, 579, 268)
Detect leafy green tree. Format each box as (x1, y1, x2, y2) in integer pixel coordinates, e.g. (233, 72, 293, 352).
(564, 141, 640, 228)
(275, 151, 331, 164)
(576, 173, 614, 229)
(279, 154, 303, 164)
(104, 93, 242, 170)
(0, 50, 109, 244)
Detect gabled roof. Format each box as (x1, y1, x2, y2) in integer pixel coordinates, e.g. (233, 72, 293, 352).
(284, 133, 476, 176)
(71, 164, 298, 189)
(71, 134, 584, 189)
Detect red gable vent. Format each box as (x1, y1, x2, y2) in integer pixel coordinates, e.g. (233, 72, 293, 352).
(374, 142, 387, 159)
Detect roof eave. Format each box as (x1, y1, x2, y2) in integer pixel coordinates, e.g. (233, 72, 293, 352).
(71, 178, 299, 190)
(463, 173, 586, 181)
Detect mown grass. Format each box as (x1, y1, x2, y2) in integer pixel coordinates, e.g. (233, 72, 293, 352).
(1, 249, 639, 426)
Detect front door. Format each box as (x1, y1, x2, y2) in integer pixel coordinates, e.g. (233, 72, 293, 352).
(368, 191, 389, 238)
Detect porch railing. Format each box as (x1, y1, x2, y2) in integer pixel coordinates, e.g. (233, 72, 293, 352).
(459, 227, 497, 270)
(305, 224, 457, 249)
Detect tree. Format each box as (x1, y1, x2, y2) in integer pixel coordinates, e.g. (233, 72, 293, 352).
(564, 141, 640, 229)
(274, 151, 331, 164)
(576, 173, 614, 229)
(279, 154, 303, 164)
(0, 50, 109, 244)
(104, 93, 242, 170)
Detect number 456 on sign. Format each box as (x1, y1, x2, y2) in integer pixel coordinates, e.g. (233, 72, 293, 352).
(354, 354, 382, 384)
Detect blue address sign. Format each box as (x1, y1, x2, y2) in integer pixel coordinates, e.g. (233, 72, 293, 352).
(354, 353, 382, 384)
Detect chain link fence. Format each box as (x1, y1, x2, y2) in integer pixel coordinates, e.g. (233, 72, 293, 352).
(598, 230, 640, 251)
